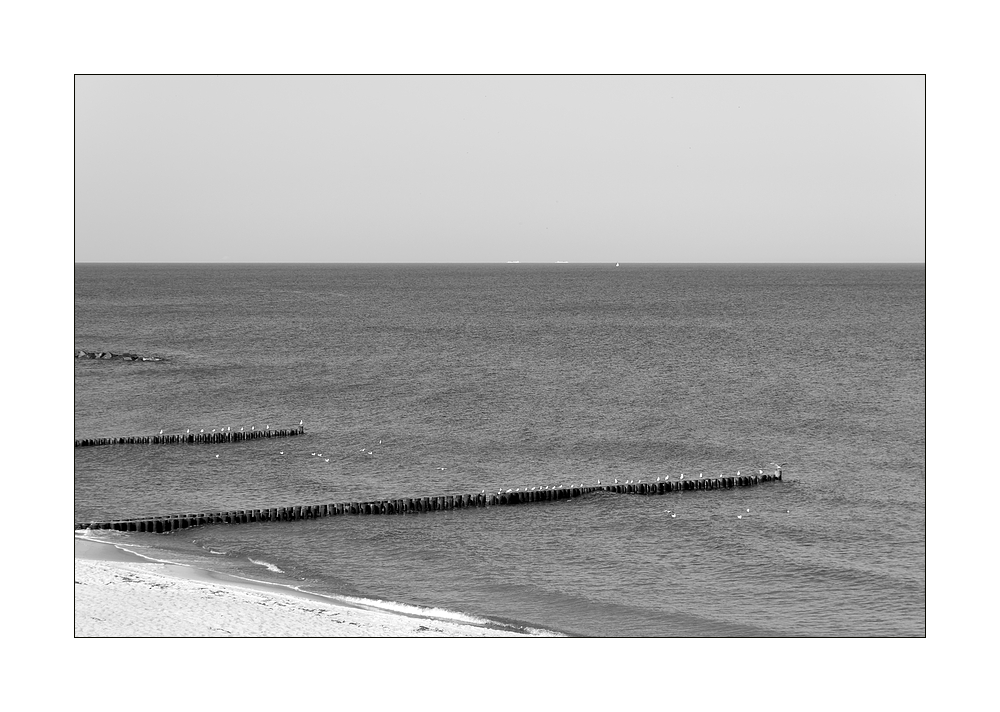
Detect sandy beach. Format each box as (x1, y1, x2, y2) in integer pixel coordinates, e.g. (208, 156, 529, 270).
(75, 537, 555, 637)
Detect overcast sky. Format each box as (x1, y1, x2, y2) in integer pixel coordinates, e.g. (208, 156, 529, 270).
(75, 75, 924, 263)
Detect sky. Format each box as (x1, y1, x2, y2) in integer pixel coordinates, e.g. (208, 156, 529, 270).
(75, 75, 924, 263)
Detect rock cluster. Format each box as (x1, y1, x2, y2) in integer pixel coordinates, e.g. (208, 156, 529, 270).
(76, 350, 164, 362)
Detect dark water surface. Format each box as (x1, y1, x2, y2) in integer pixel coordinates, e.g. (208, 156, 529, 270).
(75, 263, 925, 636)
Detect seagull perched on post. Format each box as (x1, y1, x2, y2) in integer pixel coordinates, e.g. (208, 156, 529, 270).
(159, 429, 163, 435)
(299, 420, 303, 426)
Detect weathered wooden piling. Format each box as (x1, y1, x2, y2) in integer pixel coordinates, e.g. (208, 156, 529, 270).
(75, 425, 306, 447)
(75, 471, 784, 534)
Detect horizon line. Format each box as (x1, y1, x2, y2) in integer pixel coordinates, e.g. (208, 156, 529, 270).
(73, 260, 927, 266)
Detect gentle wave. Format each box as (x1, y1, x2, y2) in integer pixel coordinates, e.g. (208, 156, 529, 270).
(248, 557, 284, 573)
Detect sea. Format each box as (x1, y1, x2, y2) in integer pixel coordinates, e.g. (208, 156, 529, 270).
(74, 263, 925, 637)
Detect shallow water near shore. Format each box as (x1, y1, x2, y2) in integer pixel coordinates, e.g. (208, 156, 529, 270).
(75, 263, 925, 636)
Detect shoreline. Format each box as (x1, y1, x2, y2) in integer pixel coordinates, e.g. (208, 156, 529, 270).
(75, 536, 560, 637)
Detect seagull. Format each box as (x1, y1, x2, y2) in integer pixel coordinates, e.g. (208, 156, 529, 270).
(186, 428, 190, 434)
(597, 479, 601, 485)
(279, 451, 284, 455)
(481, 490, 485, 495)
(215, 454, 219, 459)
(737, 515, 743, 519)
(656, 477, 660, 482)
(699, 473, 703, 478)
(665, 475, 669, 480)
(324, 459, 329, 463)
(159, 429, 163, 435)
(614, 479, 619, 484)
(251, 426, 255, 431)
(311, 452, 316, 456)
(266, 425, 269, 430)
(200, 429, 204, 434)
(670, 513, 676, 518)
(679, 473, 684, 480)
(299, 420, 303, 426)
(746, 508, 750, 512)
(240, 427, 244, 432)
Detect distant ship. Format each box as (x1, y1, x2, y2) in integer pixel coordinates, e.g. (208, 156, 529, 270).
(506, 260, 520, 264)
(556, 261, 569, 264)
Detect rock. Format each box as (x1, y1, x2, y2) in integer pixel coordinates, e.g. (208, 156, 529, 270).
(78, 350, 165, 362)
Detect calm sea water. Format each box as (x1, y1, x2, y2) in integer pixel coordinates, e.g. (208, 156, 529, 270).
(74, 263, 925, 636)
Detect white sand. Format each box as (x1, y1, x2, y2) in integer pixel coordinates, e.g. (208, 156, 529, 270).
(75, 538, 555, 637)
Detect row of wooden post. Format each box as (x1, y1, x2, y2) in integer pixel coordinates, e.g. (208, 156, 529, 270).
(75, 426, 305, 447)
(75, 472, 781, 533)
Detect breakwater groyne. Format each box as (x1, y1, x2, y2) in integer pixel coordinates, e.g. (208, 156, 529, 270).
(75, 425, 305, 447)
(75, 471, 782, 533)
